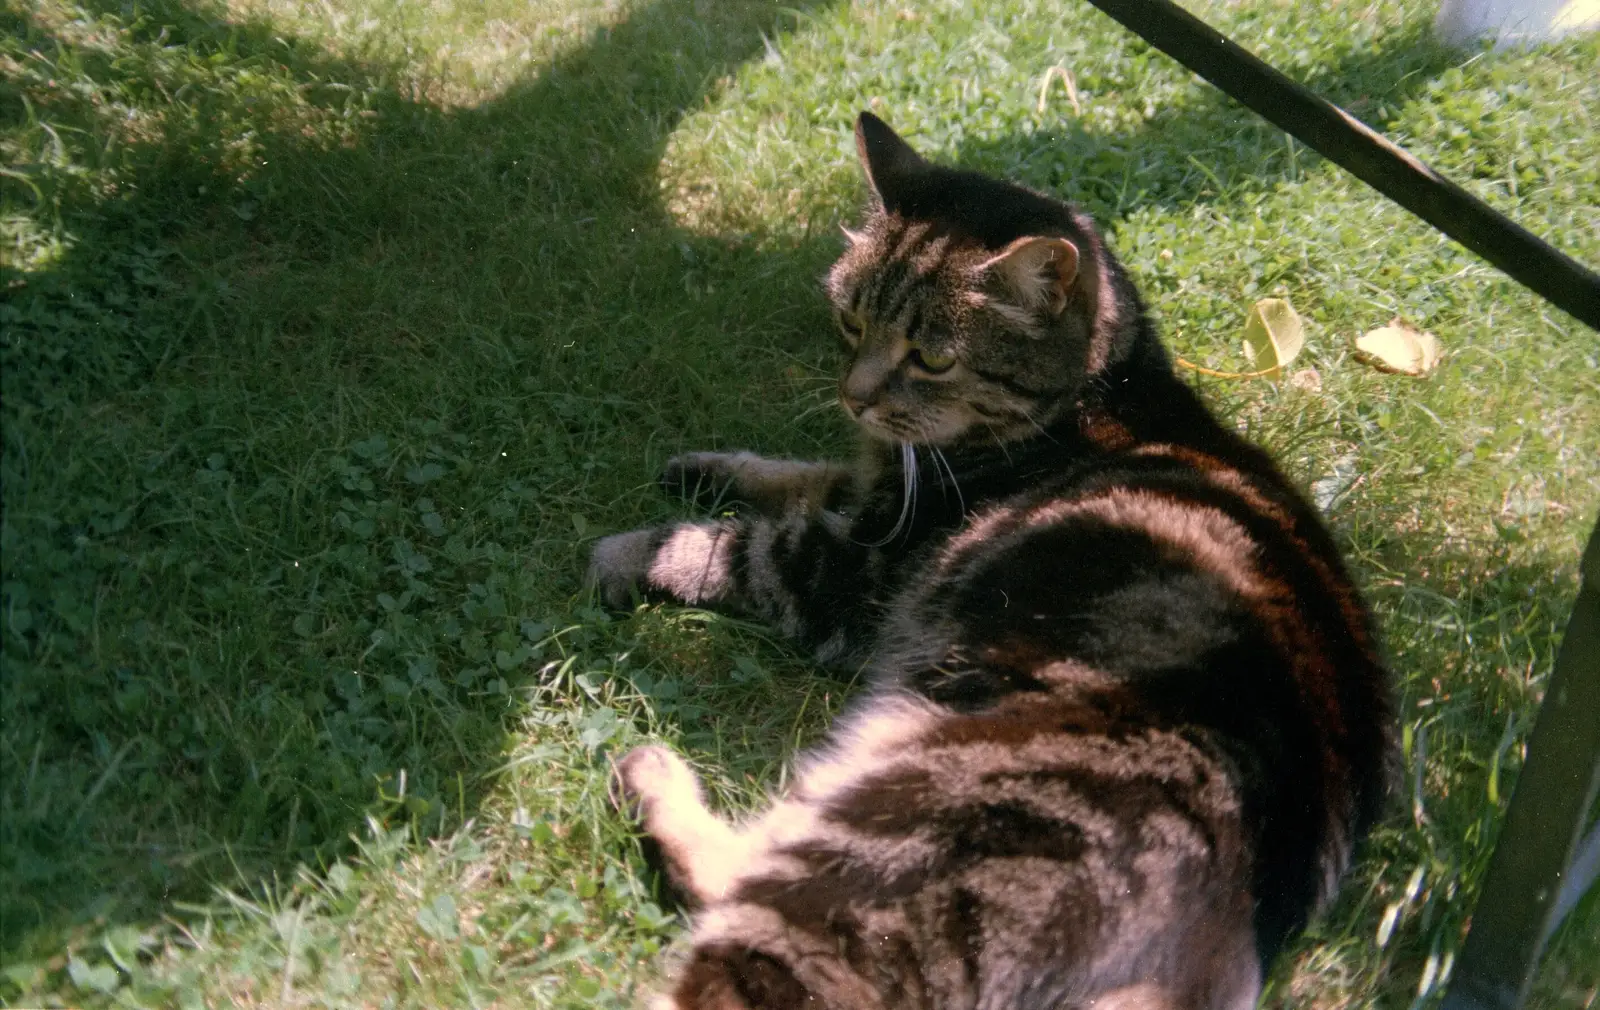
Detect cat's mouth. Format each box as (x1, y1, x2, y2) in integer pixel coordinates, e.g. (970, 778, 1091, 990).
(853, 406, 906, 443)
(855, 405, 951, 446)
(854, 400, 997, 450)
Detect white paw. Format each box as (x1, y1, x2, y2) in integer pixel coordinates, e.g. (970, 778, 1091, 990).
(613, 745, 701, 819)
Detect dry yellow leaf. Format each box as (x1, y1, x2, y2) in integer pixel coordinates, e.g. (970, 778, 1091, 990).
(1354, 317, 1443, 376)
(1240, 298, 1304, 378)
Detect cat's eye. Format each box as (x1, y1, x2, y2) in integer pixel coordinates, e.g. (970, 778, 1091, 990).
(837, 310, 865, 345)
(908, 345, 957, 374)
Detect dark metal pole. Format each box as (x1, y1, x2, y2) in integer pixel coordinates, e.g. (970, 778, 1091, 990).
(1078, 0, 1600, 332)
(1439, 523, 1600, 1010)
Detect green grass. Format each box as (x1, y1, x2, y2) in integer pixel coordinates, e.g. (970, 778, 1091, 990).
(1, 0, 1596, 1005)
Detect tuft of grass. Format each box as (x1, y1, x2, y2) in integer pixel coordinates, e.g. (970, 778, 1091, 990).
(2, 0, 1595, 1006)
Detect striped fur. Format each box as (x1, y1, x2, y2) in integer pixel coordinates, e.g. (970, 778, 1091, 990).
(593, 112, 1393, 1009)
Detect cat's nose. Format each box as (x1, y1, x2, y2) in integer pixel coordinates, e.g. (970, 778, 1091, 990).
(840, 373, 880, 416)
(841, 390, 880, 417)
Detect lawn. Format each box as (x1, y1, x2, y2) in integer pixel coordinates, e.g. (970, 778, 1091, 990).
(1, 0, 1596, 1006)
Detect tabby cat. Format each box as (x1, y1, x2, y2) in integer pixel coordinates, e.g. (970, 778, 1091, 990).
(589, 112, 1392, 1010)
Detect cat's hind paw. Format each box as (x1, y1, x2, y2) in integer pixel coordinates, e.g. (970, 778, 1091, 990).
(612, 745, 703, 821)
(612, 745, 741, 909)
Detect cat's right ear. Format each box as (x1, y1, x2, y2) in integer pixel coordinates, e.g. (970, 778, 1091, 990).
(855, 111, 925, 210)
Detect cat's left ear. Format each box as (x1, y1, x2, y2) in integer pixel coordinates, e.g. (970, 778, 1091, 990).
(855, 111, 926, 210)
(979, 235, 1085, 318)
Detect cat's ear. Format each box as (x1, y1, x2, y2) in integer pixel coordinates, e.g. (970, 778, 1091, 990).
(978, 235, 1085, 318)
(670, 946, 811, 1010)
(855, 111, 925, 209)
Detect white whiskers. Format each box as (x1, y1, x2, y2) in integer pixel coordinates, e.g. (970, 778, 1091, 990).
(915, 420, 967, 518)
(983, 421, 1015, 464)
(933, 445, 966, 516)
(1018, 404, 1058, 442)
(861, 441, 918, 547)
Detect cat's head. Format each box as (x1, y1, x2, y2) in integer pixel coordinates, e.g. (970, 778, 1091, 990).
(826, 112, 1133, 447)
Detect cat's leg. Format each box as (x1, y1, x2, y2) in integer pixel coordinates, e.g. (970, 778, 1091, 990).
(660, 452, 854, 516)
(614, 745, 747, 908)
(588, 511, 876, 665)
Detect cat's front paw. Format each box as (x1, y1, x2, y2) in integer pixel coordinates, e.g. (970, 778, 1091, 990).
(658, 452, 744, 509)
(587, 528, 657, 609)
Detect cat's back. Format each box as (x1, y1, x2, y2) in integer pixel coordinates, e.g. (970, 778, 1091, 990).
(862, 387, 1393, 968)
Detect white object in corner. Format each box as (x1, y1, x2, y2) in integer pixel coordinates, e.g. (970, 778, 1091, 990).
(1435, 0, 1600, 46)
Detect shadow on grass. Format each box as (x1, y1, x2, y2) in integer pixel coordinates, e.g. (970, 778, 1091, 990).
(2, 0, 852, 964)
(0, 0, 1481, 982)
